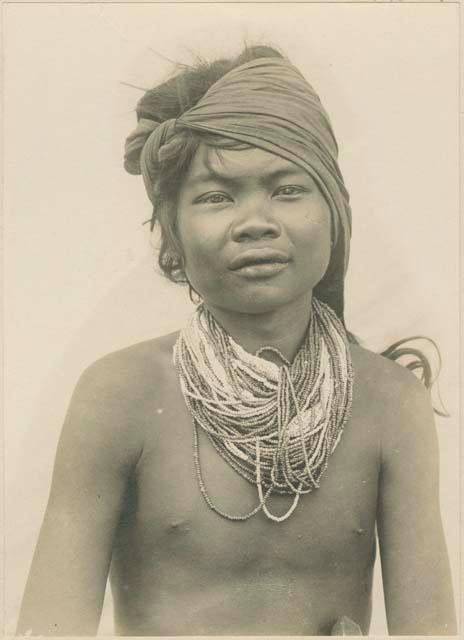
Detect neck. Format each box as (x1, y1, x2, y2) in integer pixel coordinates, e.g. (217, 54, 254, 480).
(205, 291, 313, 365)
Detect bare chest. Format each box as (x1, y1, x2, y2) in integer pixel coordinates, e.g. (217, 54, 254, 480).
(113, 371, 380, 577)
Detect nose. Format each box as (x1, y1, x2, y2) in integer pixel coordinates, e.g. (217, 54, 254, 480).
(231, 198, 281, 243)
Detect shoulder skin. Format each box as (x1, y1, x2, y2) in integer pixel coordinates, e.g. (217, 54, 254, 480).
(349, 343, 435, 458)
(66, 331, 180, 472)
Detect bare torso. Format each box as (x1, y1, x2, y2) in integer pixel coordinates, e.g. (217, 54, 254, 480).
(17, 320, 456, 636)
(108, 333, 380, 635)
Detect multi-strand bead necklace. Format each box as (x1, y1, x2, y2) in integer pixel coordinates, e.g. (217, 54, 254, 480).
(173, 298, 353, 522)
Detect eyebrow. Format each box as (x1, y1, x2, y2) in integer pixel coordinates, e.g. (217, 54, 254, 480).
(186, 164, 312, 188)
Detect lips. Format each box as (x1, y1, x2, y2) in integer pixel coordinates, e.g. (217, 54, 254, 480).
(229, 248, 290, 271)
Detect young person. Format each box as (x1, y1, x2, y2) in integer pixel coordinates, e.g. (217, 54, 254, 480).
(17, 45, 456, 636)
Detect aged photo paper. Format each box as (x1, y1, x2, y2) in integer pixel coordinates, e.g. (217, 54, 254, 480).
(3, 1, 461, 636)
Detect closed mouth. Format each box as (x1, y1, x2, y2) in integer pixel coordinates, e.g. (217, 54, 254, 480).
(229, 249, 290, 271)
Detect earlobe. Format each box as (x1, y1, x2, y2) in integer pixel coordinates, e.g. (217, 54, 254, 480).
(169, 247, 186, 274)
(188, 282, 202, 305)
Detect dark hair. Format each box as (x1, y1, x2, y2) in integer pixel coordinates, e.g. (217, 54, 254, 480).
(128, 45, 446, 409)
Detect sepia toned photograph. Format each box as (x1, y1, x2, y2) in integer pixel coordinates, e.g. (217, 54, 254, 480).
(3, 2, 460, 636)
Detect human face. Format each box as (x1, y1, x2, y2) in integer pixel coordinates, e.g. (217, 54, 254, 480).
(176, 144, 331, 315)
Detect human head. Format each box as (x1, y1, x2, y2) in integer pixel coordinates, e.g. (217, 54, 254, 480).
(124, 45, 352, 322)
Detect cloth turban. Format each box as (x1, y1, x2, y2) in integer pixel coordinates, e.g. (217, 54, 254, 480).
(124, 57, 352, 323)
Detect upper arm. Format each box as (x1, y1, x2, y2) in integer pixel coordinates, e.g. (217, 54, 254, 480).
(17, 358, 145, 635)
(376, 366, 456, 634)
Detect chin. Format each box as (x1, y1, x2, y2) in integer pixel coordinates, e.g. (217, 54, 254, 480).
(214, 288, 312, 316)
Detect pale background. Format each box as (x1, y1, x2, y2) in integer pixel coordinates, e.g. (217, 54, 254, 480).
(3, 2, 460, 636)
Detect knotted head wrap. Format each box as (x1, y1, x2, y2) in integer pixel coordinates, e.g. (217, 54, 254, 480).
(124, 56, 352, 322)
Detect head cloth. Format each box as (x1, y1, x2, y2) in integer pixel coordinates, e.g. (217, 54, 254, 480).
(124, 57, 352, 322)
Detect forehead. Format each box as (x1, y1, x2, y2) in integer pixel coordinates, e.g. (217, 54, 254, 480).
(183, 142, 312, 186)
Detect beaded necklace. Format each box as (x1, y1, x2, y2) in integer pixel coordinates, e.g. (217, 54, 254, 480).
(173, 298, 353, 522)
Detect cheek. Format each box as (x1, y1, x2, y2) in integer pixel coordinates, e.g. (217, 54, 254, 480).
(177, 218, 221, 289)
(298, 207, 332, 270)
(179, 226, 210, 266)
(177, 213, 199, 266)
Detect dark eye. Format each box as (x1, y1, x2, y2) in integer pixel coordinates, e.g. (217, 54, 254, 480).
(196, 192, 232, 205)
(274, 185, 306, 198)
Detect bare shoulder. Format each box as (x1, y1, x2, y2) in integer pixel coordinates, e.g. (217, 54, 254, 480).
(349, 343, 435, 460)
(350, 342, 427, 394)
(79, 331, 180, 402)
(61, 331, 181, 470)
